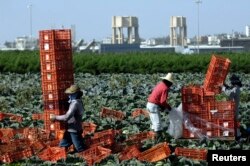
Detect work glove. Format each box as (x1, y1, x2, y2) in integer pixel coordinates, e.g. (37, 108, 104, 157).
(50, 114, 56, 122)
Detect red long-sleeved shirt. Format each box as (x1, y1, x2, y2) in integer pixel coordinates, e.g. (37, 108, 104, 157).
(148, 82, 170, 109)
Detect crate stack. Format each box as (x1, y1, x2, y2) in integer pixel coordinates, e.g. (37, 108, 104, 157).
(182, 55, 236, 139)
(39, 29, 74, 132)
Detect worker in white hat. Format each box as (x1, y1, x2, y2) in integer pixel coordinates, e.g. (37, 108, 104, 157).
(146, 73, 173, 143)
(50, 84, 85, 153)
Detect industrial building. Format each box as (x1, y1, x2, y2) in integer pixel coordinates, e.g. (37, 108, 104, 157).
(112, 16, 140, 44)
(170, 16, 187, 47)
(0, 15, 249, 54)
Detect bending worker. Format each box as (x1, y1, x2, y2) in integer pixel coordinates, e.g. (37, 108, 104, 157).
(146, 73, 173, 143)
(50, 84, 85, 153)
(222, 74, 242, 140)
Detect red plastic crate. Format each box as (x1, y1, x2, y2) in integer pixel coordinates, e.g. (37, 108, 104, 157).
(40, 29, 71, 40)
(85, 130, 115, 148)
(43, 100, 69, 111)
(39, 29, 71, 44)
(202, 91, 216, 104)
(39, 30, 54, 40)
(38, 147, 66, 162)
(40, 60, 73, 73)
(0, 113, 4, 121)
(219, 120, 235, 129)
(54, 29, 71, 40)
(30, 140, 46, 154)
(32, 113, 44, 120)
(100, 107, 125, 120)
(182, 85, 204, 105)
(0, 113, 23, 122)
(138, 142, 171, 162)
(78, 146, 111, 166)
(40, 50, 72, 62)
(216, 100, 235, 111)
(43, 110, 66, 131)
(111, 143, 128, 153)
(183, 112, 202, 128)
(203, 55, 231, 94)
(55, 130, 65, 140)
(0, 128, 15, 143)
(125, 131, 155, 143)
(42, 90, 68, 101)
(0, 148, 33, 163)
(200, 101, 235, 120)
(182, 128, 199, 139)
(175, 147, 207, 160)
(118, 145, 141, 161)
(82, 122, 97, 136)
(46, 139, 60, 147)
(183, 104, 202, 113)
(42, 81, 73, 94)
(0, 152, 14, 163)
(54, 40, 71, 50)
(131, 108, 149, 118)
(92, 129, 120, 138)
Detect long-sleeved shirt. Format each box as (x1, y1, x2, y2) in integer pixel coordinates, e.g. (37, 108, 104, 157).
(148, 81, 170, 110)
(222, 85, 241, 118)
(55, 99, 84, 133)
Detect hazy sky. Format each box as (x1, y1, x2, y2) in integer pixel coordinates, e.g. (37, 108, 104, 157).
(0, 0, 249, 44)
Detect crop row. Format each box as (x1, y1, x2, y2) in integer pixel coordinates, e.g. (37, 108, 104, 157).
(0, 51, 250, 73)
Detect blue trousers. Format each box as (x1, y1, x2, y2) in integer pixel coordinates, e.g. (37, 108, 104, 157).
(59, 131, 85, 152)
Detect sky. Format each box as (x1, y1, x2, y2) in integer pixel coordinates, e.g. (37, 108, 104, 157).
(0, 0, 250, 44)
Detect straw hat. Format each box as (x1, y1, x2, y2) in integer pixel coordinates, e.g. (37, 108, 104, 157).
(160, 73, 174, 83)
(65, 85, 81, 94)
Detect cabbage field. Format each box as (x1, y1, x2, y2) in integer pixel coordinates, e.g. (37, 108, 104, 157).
(0, 72, 250, 165)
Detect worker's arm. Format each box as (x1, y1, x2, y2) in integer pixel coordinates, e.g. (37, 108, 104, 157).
(222, 86, 236, 98)
(55, 102, 76, 121)
(159, 90, 171, 111)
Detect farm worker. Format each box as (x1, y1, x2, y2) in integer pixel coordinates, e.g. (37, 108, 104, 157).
(222, 74, 242, 140)
(146, 72, 173, 143)
(50, 84, 85, 153)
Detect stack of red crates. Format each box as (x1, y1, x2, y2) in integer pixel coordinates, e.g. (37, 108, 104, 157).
(182, 55, 235, 139)
(39, 29, 74, 132)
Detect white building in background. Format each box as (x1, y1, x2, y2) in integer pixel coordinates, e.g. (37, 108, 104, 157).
(208, 35, 220, 45)
(102, 37, 112, 44)
(15, 36, 38, 50)
(246, 25, 250, 37)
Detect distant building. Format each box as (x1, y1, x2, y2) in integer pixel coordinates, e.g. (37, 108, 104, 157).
(102, 37, 112, 44)
(220, 38, 250, 51)
(15, 36, 38, 50)
(208, 36, 220, 45)
(170, 16, 187, 47)
(246, 25, 250, 37)
(111, 16, 140, 44)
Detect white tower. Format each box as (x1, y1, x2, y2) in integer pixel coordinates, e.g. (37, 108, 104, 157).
(71, 24, 76, 43)
(246, 25, 250, 37)
(170, 16, 187, 46)
(112, 16, 140, 44)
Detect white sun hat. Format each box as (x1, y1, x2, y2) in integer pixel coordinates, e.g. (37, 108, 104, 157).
(65, 85, 81, 94)
(160, 73, 174, 83)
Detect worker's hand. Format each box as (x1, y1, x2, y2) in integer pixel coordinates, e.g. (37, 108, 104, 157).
(50, 114, 56, 122)
(220, 85, 226, 92)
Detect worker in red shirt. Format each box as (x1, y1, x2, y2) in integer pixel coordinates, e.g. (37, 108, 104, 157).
(147, 73, 173, 143)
